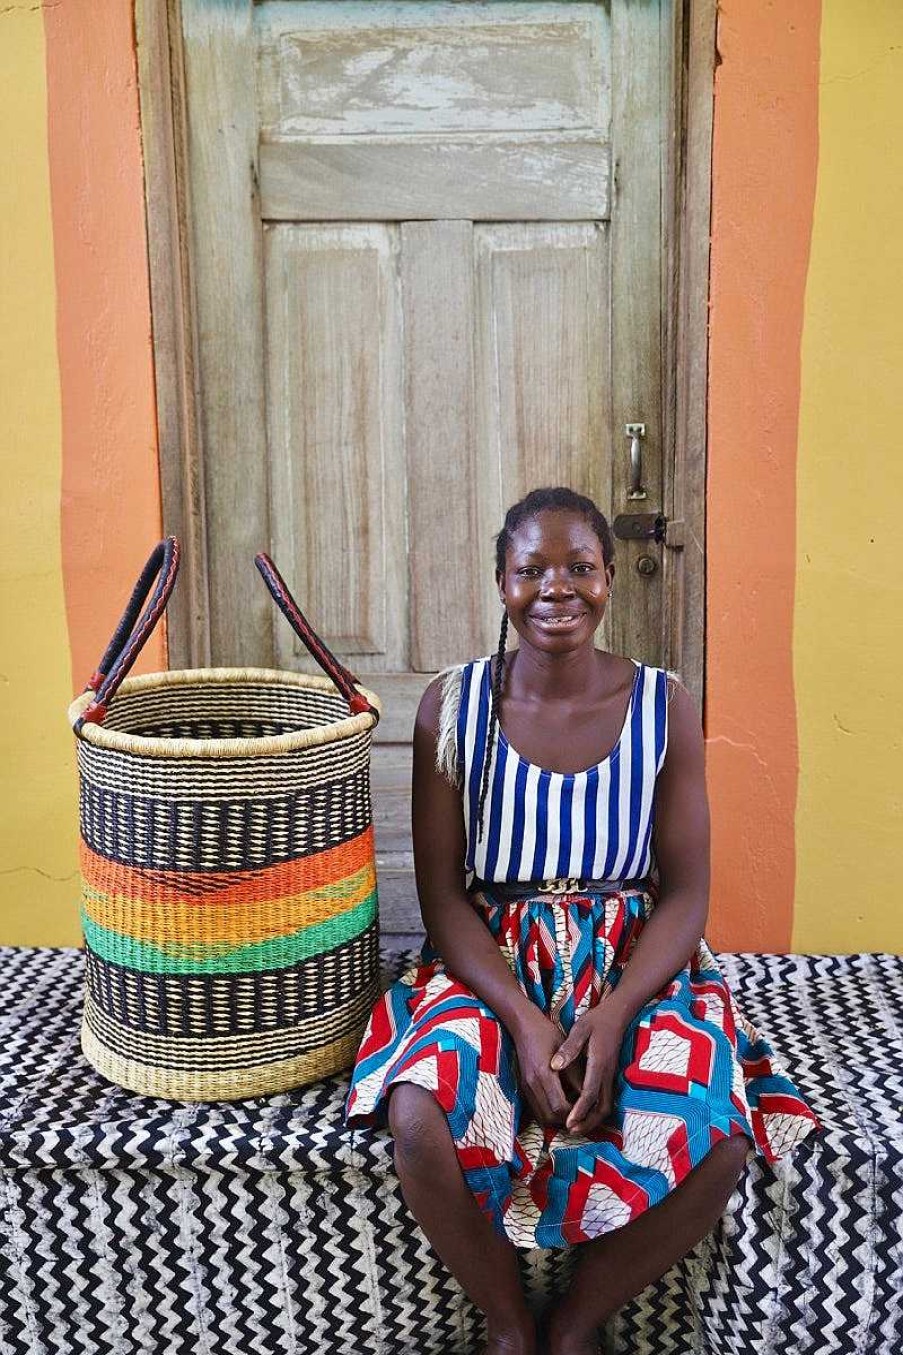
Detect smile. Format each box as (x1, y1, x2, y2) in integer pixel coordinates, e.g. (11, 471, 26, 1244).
(530, 613, 586, 630)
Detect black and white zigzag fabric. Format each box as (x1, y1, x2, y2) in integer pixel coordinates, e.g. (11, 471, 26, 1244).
(1, 946, 901, 1355)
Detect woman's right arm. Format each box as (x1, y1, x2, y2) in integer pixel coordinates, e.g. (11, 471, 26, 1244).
(410, 677, 576, 1128)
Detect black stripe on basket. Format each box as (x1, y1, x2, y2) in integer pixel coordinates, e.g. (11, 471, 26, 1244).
(76, 728, 374, 800)
(84, 924, 381, 1038)
(82, 975, 382, 1072)
(78, 768, 373, 871)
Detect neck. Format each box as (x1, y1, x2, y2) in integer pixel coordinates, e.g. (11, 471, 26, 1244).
(506, 638, 604, 700)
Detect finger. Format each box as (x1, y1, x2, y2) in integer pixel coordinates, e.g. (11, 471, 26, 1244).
(570, 1109, 605, 1138)
(525, 1085, 551, 1128)
(571, 1080, 613, 1136)
(569, 1070, 615, 1136)
(525, 1078, 558, 1130)
(550, 1027, 587, 1072)
(565, 1049, 605, 1131)
(565, 1078, 602, 1131)
(543, 1072, 574, 1127)
(560, 1060, 583, 1102)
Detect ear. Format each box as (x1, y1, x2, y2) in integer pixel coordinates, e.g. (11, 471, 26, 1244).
(605, 562, 616, 589)
(496, 569, 506, 603)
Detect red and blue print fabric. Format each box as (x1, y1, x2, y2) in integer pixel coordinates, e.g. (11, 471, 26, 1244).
(343, 661, 822, 1250)
(344, 879, 821, 1250)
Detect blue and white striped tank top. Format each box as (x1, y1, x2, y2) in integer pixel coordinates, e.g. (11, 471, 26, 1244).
(457, 657, 669, 884)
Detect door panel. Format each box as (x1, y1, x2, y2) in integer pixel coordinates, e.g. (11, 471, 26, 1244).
(264, 223, 407, 666)
(259, 136, 611, 221)
(475, 222, 612, 532)
(402, 220, 484, 672)
(256, 2, 611, 138)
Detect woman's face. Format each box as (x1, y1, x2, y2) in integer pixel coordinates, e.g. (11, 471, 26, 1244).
(497, 509, 614, 654)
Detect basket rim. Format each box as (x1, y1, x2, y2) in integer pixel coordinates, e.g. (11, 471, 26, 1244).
(68, 667, 382, 759)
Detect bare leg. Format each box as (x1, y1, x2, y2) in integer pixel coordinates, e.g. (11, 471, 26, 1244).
(387, 1082, 537, 1355)
(545, 1134, 753, 1355)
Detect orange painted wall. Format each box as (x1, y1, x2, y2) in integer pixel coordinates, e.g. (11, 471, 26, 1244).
(704, 1, 821, 952)
(44, 0, 165, 695)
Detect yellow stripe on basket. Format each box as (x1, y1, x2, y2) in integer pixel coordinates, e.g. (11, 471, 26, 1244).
(79, 825, 375, 906)
(81, 859, 376, 946)
(82, 890, 377, 973)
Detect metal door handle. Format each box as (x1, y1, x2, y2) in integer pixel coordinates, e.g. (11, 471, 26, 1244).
(626, 422, 646, 500)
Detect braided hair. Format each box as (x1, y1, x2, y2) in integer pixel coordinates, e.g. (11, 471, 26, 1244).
(475, 608, 508, 841)
(475, 486, 615, 842)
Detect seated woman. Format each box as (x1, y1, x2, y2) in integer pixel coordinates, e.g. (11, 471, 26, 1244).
(345, 486, 820, 1355)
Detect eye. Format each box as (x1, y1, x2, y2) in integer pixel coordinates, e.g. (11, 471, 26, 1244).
(572, 562, 595, 574)
(517, 566, 541, 577)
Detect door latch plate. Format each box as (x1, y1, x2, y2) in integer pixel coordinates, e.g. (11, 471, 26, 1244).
(612, 514, 685, 547)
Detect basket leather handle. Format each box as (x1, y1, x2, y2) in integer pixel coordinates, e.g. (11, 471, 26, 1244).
(76, 537, 181, 731)
(255, 552, 379, 722)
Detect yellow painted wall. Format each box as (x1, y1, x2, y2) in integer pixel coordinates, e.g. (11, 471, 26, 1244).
(793, 2, 903, 953)
(0, 5, 80, 943)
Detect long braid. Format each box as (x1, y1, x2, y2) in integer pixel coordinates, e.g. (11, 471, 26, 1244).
(477, 610, 508, 841)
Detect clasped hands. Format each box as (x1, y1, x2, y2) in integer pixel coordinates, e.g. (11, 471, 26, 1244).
(514, 1002, 627, 1138)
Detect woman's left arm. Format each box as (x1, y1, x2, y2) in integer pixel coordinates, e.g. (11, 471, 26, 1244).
(601, 676, 710, 1030)
(552, 678, 710, 1134)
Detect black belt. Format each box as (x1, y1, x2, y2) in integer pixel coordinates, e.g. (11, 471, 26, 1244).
(472, 876, 648, 900)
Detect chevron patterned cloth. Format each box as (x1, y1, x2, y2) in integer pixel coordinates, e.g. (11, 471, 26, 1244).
(1, 945, 900, 1355)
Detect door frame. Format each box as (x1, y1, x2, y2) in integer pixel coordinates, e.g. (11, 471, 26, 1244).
(135, 0, 717, 708)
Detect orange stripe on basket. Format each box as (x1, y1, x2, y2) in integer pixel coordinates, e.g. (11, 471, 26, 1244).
(79, 826, 375, 907)
(82, 860, 376, 945)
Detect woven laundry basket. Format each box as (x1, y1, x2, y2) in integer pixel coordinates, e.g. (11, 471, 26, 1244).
(67, 538, 383, 1102)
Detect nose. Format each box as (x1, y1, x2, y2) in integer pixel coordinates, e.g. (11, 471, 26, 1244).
(540, 569, 575, 597)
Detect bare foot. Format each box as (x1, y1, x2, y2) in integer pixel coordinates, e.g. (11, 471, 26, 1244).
(482, 1316, 539, 1355)
(544, 1309, 601, 1355)
(547, 1341, 599, 1355)
(545, 1335, 600, 1355)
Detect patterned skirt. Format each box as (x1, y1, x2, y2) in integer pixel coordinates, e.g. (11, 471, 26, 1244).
(343, 880, 822, 1250)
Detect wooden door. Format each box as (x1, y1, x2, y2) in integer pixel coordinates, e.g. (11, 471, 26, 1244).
(150, 0, 706, 934)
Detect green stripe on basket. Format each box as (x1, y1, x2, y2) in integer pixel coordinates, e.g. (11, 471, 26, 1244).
(81, 890, 377, 974)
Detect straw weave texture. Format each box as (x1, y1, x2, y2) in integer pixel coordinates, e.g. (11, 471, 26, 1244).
(69, 668, 382, 1101)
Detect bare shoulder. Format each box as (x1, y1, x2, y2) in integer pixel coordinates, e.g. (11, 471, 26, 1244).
(653, 671, 710, 888)
(414, 664, 468, 790)
(662, 673, 704, 766)
(664, 671, 698, 715)
(415, 673, 444, 738)
(416, 664, 466, 733)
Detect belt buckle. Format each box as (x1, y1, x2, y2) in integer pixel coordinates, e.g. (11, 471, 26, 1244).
(537, 876, 581, 895)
